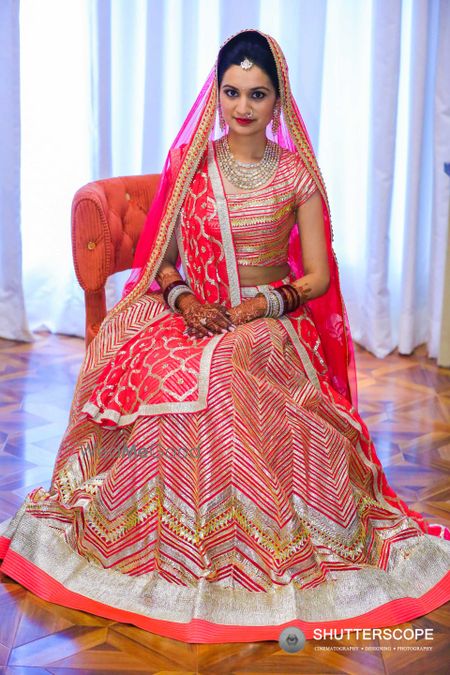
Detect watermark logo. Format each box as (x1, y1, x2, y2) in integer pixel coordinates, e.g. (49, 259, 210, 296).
(277, 626, 435, 654)
(312, 628, 434, 642)
(278, 627, 306, 653)
(86, 443, 201, 460)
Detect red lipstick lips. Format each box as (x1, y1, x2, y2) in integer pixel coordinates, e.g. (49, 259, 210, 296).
(235, 118, 254, 125)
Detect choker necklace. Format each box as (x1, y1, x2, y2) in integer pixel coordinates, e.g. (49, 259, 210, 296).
(216, 135, 280, 190)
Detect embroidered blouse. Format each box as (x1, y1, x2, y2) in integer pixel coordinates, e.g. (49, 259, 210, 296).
(225, 148, 318, 266)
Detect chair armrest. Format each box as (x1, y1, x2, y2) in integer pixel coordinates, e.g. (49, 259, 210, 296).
(71, 173, 161, 344)
(71, 174, 160, 292)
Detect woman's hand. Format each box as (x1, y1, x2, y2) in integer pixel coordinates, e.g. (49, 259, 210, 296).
(225, 296, 267, 327)
(179, 295, 235, 339)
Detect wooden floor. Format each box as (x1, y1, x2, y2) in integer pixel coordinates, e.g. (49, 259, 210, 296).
(0, 332, 448, 674)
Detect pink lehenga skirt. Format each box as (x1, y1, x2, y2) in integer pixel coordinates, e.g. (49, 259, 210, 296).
(0, 274, 449, 643)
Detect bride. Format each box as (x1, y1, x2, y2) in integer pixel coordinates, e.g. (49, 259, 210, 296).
(0, 29, 449, 644)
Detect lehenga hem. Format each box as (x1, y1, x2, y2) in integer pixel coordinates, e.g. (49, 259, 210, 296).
(1, 536, 449, 643)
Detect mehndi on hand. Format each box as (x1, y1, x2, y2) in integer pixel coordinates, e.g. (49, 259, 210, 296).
(226, 296, 266, 327)
(179, 295, 235, 339)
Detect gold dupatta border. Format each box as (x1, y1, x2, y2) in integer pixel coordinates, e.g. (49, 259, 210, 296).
(265, 35, 331, 223)
(104, 80, 219, 324)
(207, 141, 242, 308)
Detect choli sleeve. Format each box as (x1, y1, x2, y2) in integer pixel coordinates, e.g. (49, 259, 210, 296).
(293, 155, 319, 209)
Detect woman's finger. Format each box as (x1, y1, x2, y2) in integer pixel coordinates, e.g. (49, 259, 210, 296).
(205, 304, 232, 322)
(210, 322, 233, 333)
(217, 316, 235, 329)
(208, 312, 233, 328)
(196, 323, 210, 337)
(217, 307, 233, 320)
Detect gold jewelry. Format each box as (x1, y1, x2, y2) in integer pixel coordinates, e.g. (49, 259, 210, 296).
(218, 101, 226, 131)
(271, 102, 281, 134)
(240, 57, 254, 70)
(216, 135, 280, 190)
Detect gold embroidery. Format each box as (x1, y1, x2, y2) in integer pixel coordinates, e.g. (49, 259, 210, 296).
(279, 316, 321, 391)
(5, 508, 450, 624)
(237, 247, 288, 266)
(82, 324, 227, 424)
(180, 162, 226, 302)
(174, 212, 192, 287)
(208, 141, 242, 307)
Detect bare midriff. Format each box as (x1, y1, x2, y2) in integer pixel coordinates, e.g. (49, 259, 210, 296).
(238, 263, 291, 287)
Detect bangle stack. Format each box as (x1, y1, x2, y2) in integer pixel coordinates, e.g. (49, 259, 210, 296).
(163, 280, 195, 314)
(279, 284, 304, 313)
(257, 287, 284, 317)
(256, 284, 303, 318)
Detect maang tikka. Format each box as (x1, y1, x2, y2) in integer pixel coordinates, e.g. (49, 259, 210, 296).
(240, 57, 254, 70)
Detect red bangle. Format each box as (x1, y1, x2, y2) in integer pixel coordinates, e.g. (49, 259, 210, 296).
(163, 280, 188, 304)
(278, 284, 301, 312)
(276, 286, 294, 311)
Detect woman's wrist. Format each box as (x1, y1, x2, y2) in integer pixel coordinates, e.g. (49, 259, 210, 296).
(252, 295, 268, 317)
(156, 262, 184, 297)
(177, 292, 200, 312)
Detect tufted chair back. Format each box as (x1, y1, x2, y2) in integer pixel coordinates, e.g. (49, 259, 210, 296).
(71, 174, 161, 346)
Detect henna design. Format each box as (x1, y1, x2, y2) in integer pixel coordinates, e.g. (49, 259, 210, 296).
(292, 280, 313, 302)
(181, 300, 235, 339)
(227, 296, 266, 326)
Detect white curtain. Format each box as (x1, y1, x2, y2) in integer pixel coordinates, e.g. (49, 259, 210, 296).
(19, 0, 92, 338)
(0, 0, 32, 341)
(1, 0, 449, 359)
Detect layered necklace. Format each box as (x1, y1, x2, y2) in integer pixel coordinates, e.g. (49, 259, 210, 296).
(216, 135, 281, 190)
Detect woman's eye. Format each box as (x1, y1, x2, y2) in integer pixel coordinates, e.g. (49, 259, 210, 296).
(224, 90, 237, 97)
(252, 92, 266, 99)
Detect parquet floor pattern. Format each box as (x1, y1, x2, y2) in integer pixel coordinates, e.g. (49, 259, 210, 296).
(0, 332, 448, 675)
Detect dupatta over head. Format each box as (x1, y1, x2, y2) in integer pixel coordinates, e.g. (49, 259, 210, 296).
(106, 29, 358, 408)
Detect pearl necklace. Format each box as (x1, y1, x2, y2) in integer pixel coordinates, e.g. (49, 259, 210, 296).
(216, 135, 280, 190)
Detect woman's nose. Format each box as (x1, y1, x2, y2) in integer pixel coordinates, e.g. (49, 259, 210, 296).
(235, 98, 252, 115)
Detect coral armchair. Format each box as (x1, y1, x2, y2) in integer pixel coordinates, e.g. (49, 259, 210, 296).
(71, 174, 161, 346)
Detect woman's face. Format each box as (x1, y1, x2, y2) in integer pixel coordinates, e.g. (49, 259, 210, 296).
(219, 63, 278, 135)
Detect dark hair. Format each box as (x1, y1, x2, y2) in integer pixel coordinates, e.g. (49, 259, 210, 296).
(217, 31, 280, 97)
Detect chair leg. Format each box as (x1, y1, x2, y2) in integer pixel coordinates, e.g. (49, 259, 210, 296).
(85, 289, 107, 347)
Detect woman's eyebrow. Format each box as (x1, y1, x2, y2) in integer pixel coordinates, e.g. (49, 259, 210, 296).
(222, 84, 271, 92)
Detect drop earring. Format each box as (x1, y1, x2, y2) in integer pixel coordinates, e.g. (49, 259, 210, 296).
(218, 102, 226, 132)
(271, 102, 281, 134)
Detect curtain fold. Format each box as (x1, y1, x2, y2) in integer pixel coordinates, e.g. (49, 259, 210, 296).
(430, 0, 450, 359)
(397, 0, 435, 354)
(0, 0, 33, 342)
(19, 0, 92, 339)
(361, 0, 402, 357)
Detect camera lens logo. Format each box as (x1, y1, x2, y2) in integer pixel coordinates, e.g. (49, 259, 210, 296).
(278, 627, 306, 652)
